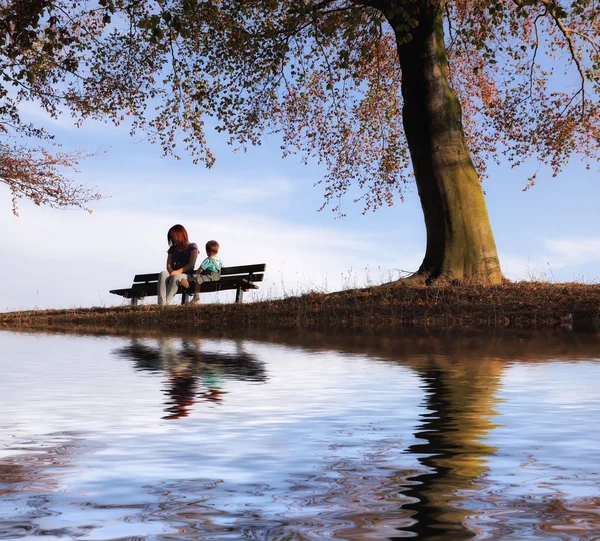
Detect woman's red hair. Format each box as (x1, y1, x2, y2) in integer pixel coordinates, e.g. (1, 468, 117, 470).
(167, 224, 189, 249)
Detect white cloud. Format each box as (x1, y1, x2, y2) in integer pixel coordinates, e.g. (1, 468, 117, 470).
(544, 237, 600, 266)
(499, 236, 600, 282)
(497, 254, 537, 281)
(224, 176, 295, 203)
(79, 166, 301, 212)
(17, 99, 121, 134)
(498, 253, 563, 281)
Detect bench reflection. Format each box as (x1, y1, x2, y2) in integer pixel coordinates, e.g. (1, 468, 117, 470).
(113, 338, 268, 419)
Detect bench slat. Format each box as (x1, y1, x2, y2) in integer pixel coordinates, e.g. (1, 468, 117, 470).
(195, 280, 260, 293)
(110, 280, 260, 299)
(133, 264, 266, 283)
(109, 288, 137, 298)
(189, 274, 264, 285)
(132, 273, 159, 283)
(110, 275, 263, 299)
(224, 273, 264, 283)
(221, 264, 266, 276)
(130, 273, 264, 285)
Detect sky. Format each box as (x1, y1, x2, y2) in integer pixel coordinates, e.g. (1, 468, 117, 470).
(0, 99, 599, 312)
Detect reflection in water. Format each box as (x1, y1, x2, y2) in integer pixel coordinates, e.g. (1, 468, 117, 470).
(0, 433, 94, 539)
(399, 359, 501, 540)
(0, 331, 599, 540)
(113, 338, 267, 419)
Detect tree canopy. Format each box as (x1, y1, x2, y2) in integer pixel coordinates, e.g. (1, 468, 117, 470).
(2, 0, 597, 210)
(1, 0, 598, 279)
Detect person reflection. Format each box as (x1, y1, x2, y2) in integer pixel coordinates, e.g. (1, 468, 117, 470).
(396, 356, 503, 541)
(198, 373, 227, 404)
(163, 359, 200, 420)
(113, 338, 267, 419)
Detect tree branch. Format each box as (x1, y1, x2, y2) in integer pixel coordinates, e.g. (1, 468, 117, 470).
(512, 0, 588, 117)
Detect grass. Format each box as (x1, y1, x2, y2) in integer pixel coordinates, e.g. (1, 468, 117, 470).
(1, 280, 599, 334)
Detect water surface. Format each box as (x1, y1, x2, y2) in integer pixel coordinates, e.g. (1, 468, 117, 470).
(0, 331, 599, 540)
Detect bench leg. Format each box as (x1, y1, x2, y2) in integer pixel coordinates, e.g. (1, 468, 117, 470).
(181, 291, 190, 305)
(131, 297, 139, 307)
(235, 287, 244, 304)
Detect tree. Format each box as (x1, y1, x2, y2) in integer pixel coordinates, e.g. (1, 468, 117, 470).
(0, 2, 100, 215)
(1, 1, 598, 282)
(0, 140, 98, 215)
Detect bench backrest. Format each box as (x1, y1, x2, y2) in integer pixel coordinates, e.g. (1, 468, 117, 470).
(132, 263, 266, 284)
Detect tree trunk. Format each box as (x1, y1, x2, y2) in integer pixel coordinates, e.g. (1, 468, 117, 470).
(386, 0, 503, 284)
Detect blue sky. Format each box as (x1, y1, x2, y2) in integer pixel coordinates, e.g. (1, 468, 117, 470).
(0, 100, 598, 312)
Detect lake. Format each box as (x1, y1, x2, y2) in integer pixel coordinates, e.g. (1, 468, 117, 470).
(0, 330, 598, 540)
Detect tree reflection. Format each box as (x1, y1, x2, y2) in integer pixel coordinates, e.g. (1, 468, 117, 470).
(395, 358, 502, 540)
(249, 331, 599, 540)
(113, 338, 267, 419)
(241, 332, 515, 540)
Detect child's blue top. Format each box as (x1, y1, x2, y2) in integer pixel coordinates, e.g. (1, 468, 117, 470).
(200, 256, 223, 273)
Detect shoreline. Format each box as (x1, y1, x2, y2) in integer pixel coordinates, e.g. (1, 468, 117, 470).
(1, 281, 599, 334)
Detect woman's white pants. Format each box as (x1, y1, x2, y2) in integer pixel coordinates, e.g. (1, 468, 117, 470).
(157, 271, 188, 305)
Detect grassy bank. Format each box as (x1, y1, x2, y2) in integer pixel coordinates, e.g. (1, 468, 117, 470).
(2, 281, 599, 334)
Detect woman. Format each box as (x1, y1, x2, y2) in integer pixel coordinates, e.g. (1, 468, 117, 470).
(158, 224, 199, 305)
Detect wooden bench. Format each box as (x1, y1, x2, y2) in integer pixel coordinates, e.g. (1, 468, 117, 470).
(109, 264, 266, 306)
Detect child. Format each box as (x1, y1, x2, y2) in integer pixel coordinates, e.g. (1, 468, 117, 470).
(180, 240, 223, 303)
